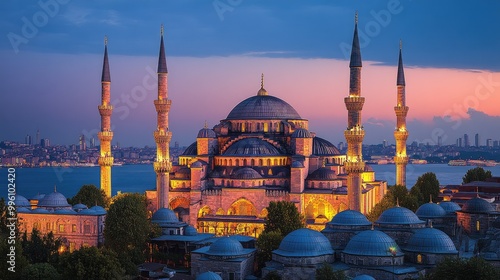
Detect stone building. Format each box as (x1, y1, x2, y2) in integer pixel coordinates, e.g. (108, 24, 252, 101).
(191, 236, 256, 280)
(403, 227, 458, 266)
(456, 196, 499, 236)
(16, 192, 106, 252)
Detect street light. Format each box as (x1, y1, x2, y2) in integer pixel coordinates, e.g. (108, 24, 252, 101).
(389, 246, 397, 280)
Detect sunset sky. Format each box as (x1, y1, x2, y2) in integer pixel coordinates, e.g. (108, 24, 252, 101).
(1, 0, 499, 147)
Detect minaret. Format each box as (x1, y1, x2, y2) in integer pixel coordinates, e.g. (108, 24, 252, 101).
(98, 36, 114, 197)
(153, 25, 172, 209)
(344, 13, 365, 212)
(394, 40, 409, 186)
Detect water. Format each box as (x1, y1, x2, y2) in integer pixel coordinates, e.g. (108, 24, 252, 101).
(2, 164, 500, 199)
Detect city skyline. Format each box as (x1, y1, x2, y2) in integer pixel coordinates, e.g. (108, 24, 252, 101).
(1, 1, 500, 147)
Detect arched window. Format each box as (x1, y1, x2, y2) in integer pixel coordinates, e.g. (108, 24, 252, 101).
(417, 254, 422, 264)
(476, 220, 480, 231)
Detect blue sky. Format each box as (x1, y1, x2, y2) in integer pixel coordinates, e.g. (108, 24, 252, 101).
(1, 0, 499, 147)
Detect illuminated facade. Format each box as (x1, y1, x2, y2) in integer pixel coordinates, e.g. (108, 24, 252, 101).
(98, 37, 114, 197)
(153, 25, 173, 209)
(147, 19, 387, 237)
(394, 42, 409, 186)
(344, 14, 366, 212)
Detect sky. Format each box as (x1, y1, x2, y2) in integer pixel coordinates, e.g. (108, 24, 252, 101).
(1, 0, 499, 147)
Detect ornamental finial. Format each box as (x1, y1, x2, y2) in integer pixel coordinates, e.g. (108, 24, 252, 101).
(54, 185, 57, 193)
(161, 24, 164, 36)
(355, 11, 358, 24)
(204, 120, 208, 129)
(104, 35, 108, 46)
(396, 197, 400, 207)
(429, 194, 433, 203)
(261, 73, 264, 88)
(399, 39, 402, 50)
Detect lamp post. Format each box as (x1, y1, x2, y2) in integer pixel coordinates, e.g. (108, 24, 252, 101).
(389, 246, 397, 280)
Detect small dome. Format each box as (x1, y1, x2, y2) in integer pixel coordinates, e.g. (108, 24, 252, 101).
(78, 208, 97, 215)
(344, 230, 403, 257)
(274, 228, 334, 257)
(438, 201, 461, 214)
(191, 160, 204, 168)
(89, 205, 107, 215)
(312, 137, 341, 155)
(231, 167, 262, 179)
(72, 203, 88, 211)
(461, 197, 495, 213)
(15, 195, 31, 208)
(182, 142, 197, 156)
(16, 207, 31, 213)
(196, 271, 222, 280)
(31, 193, 45, 200)
(416, 203, 446, 219)
(207, 237, 244, 256)
(405, 227, 457, 254)
(364, 165, 374, 172)
(54, 209, 76, 215)
(292, 128, 312, 138)
(291, 161, 304, 168)
(197, 128, 216, 138)
(223, 138, 281, 156)
(184, 225, 198, 236)
(307, 167, 337, 180)
(353, 275, 376, 280)
(32, 208, 50, 214)
(226, 95, 302, 120)
(376, 206, 425, 225)
(152, 208, 179, 225)
(38, 190, 71, 208)
(328, 210, 371, 226)
(175, 167, 191, 179)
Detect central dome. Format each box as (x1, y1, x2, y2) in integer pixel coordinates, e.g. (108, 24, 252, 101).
(226, 95, 301, 120)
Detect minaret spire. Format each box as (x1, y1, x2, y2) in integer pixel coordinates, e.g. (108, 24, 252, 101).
(154, 25, 172, 209)
(98, 36, 114, 197)
(344, 13, 366, 212)
(394, 41, 409, 186)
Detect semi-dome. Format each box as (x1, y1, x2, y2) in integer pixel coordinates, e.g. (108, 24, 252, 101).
(274, 228, 334, 257)
(182, 142, 197, 156)
(461, 197, 495, 213)
(72, 203, 88, 211)
(175, 167, 191, 179)
(438, 201, 461, 214)
(223, 138, 281, 156)
(89, 205, 107, 215)
(344, 230, 403, 257)
(307, 167, 337, 180)
(291, 161, 304, 168)
(312, 137, 341, 155)
(364, 164, 374, 172)
(415, 203, 446, 219)
(197, 128, 216, 138)
(184, 225, 198, 236)
(231, 167, 262, 179)
(226, 95, 301, 120)
(405, 227, 457, 254)
(376, 206, 425, 225)
(196, 271, 222, 280)
(292, 128, 312, 138)
(328, 210, 371, 226)
(152, 208, 179, 225)
(38, 190, 71, 208)
(353, 275, 376, 280)
(207, 237, 244, 256)
(15, 195, 31, 208)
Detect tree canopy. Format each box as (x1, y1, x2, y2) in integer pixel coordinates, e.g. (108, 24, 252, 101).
(426, 257, 500, 280)
(264, 201, 305, 236)
(21, 229, 62, 265)
(104, 193, 151, 275)
(256, 231, 282, 270)
(367, 185, 418, 222)
(316, 263, 347, 280)
(410, 172, 440, 205)
(21, 263, 60, 280)
(462, 167, 492, 184)
(58, 247, 124, 280)
(68, 184, 109, 208)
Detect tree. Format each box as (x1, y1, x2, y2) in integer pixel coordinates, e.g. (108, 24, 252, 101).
(367, 185, 419, 222)
(427, 257, 500, 280)
(104, 193, 150, 275)
(58, 247, 124, 280)
(21, 263, 60, 280)
(21, 229, 62, 265)
(410, 172, 440, 205)
(316, 263, 347, 280)
(264, 270, 282, 280)
(0, 235, 29, 280)
(68, 184, 109, 208)
(462, 167, 492, 184)
(264, 201, 305, 236)
(256, 231, 283, 270)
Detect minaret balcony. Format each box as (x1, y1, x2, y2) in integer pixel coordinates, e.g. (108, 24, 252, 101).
(344, 96, 365, 111)
(394, 156, 409, 164)
(98, 104, 113, 116)
(344, 129, 365, 142)
(154, 130, 172, 143)
(154, 99, 172, 113)
(98, 156, 114, 166)
(98, 131, 114, 142)
(394, 106, 409, 116)
(344, 161, 365, 173)
(394, 130, 409, 141)
(154, 161, 172, 173)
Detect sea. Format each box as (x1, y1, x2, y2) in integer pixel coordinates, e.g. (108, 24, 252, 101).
(2, 164, 500, 199)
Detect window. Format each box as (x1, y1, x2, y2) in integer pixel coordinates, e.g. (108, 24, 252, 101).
(84, 224, 91, 234)
(229, 272, 235, 280)
(59, 224, 65, 233)
(476, 220, 480, 231)
(46, 222, 51, 230)
(72, 224, 77, 232)
(417, 254, 422, 264)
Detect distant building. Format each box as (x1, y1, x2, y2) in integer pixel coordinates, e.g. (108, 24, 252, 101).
(79, 134, 86, 151)
(25, 134, 32, 145)
(464, 134, 469, 147)
(41, 138, 50, 147)
(457, 137, 462, 147)
(486, 139, 493, 148)
(475, 133, 480, 147)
